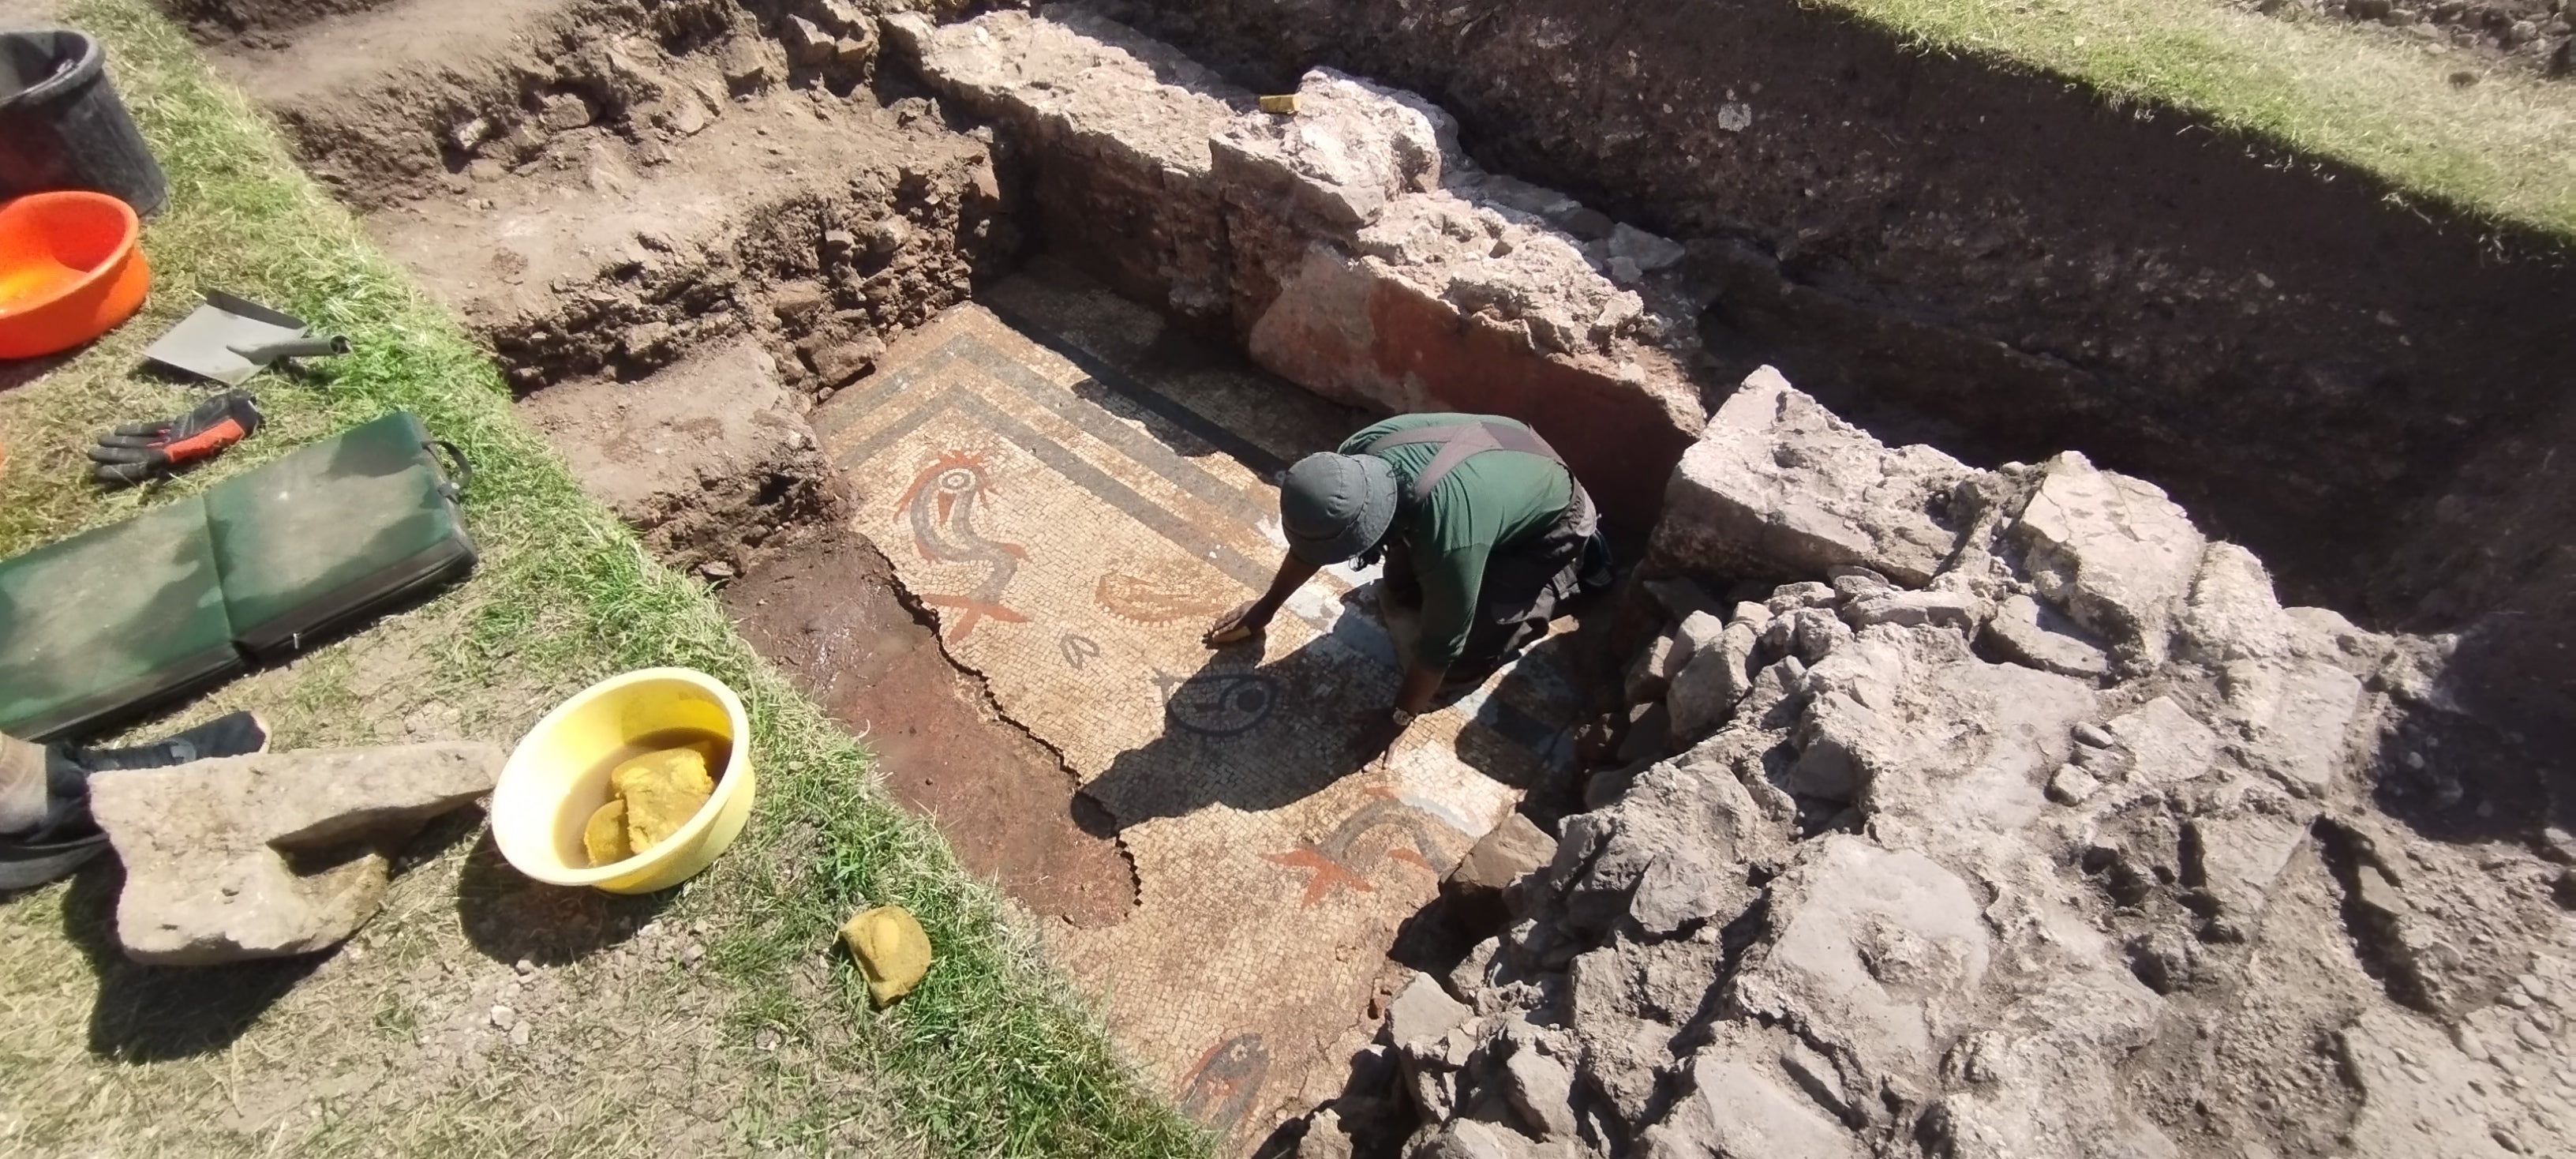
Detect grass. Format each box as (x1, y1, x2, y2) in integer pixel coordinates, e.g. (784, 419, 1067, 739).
(0, 2, 1205, 1155)
(1820, 0, 2576, 242)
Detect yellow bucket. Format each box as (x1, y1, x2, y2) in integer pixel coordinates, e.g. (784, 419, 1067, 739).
(492, 667, 756, 895)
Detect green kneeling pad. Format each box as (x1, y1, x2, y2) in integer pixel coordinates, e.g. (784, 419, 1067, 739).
(0, 411, 474, 741)
(0, 497, 241, 742)
(204, 411, 475, 659)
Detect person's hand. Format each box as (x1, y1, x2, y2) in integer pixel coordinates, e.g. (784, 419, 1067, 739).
(1204, 601, 1270, 647)
(1344, 707, 1413, 773)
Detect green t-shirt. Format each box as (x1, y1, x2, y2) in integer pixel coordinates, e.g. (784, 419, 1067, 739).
(1342, 414, 1574, 666)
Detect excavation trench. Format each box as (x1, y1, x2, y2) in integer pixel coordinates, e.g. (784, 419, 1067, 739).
(177, 0, 2575, 1153)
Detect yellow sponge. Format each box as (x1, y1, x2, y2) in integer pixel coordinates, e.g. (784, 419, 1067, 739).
(841, 906, 931, 1007)
(608, 747, 715, 857)
(582, 798, 631, 866)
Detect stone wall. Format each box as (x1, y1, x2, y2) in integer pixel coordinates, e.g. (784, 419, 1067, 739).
(886, 7, 1711, 527)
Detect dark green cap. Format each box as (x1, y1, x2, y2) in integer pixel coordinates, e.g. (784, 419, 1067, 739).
(1279, 452, 1398, 564)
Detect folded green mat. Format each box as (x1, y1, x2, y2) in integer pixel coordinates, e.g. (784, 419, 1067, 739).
(0, 497, 241, 742)
(0, 411, 474, 742)
(206, 411, 475, 658)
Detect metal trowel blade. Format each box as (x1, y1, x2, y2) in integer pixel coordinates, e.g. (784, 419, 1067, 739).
(140, 291, 313, 386)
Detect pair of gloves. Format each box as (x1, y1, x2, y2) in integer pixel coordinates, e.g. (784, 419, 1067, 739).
(88, 392, 264, 488)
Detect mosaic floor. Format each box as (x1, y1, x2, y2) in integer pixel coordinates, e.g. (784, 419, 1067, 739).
(812, 266, 1582, 1149)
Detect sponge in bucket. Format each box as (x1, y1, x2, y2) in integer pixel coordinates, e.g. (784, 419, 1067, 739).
(582, 799, 631, 866)
(841, 906, 931, 1007)
(608, 746, 714, 855)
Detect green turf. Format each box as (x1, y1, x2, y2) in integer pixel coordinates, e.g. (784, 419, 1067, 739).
(1826, 0, 2576, 241)
(0, 2, 1207, 1155)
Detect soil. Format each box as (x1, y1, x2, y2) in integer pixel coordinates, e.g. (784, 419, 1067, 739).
(164, 0, 399, 41)
(215, 0, 1009, 396)
(721, 526, 1138, 928)
(515, 338, 839, 577)
(2261, 0, 2575, 77)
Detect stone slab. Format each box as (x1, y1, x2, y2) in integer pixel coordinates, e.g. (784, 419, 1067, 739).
(89, 742, 501, 965)
(1652, 367, 1980, 587)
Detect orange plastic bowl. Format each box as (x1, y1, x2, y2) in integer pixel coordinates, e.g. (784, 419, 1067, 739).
(0, 191, 150, 360)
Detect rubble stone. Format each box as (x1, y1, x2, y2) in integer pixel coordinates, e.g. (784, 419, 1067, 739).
(782, 14, 835, 66)
(2338, 1006, 2566, 1158)
(1666, 610, 1754, 741)
(2009, 452, 2205, 673)
(1765, 606, 1853, 666)
(2184, 809, 2312, 939)
(1447, 812, 1558, 931)
(1552, 752, 1777, 936)
(1291, 1108, 1357, 1159)
(1387, 973, 1473, 1052)
(1920, 970, 2173, 1158)
(1420, 1118, 1545, 1159)
(1574, 1014, 1678, 1128)
(1765, 581, 1840, 613)
(1842, 588, 1990, 634)
(1503, 1045, 1580, 1139)
(1624, 638, 1682, 715)
(2218, 656, 2364, 795)
(89, 743, 502, 965)
(1985, 593, 2114, 680)
(2047, 764, 2102, 805)
(1638, 1052, 1862, 1159)
(1830, 568, 1893, 603)
(535, 91, 594, 132)
(1789, 626, 2092, 831)
(1731, 835, 1990, 1082)
(1627, 850, 1739, 938)
(1652, 367, 1979, 587)
(2103, 696, 2219, 786)
(2177, 541, 2296, 664)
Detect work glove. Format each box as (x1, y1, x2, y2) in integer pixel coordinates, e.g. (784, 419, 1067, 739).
(88, 392, 264, 488)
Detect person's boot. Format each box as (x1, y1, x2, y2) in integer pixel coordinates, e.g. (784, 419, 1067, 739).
(59, 711, 269, 775)
(0, 712, 269, 891)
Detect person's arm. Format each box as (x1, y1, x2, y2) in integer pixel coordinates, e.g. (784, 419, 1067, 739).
(1204, 553, 1321, 645)
(1393, 660, 1445, 715)
(1411, 540, 1491, 677)
(1345, 657, 1447, 767)
(1368, 541, 1488, 747)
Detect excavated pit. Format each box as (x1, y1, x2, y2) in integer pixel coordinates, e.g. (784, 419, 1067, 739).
(174, 0, 2576, 1155)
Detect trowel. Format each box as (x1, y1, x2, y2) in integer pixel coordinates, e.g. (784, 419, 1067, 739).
(140, 290, 350, 386)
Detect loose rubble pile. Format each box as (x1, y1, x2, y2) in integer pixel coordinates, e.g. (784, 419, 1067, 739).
(1272, 366, 2574, 1159)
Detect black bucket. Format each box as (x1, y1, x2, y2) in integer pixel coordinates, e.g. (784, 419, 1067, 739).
(0, 29, 167, 217)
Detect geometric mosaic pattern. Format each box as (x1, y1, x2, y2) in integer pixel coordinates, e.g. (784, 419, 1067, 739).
(814, 298, 1577, 1150)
